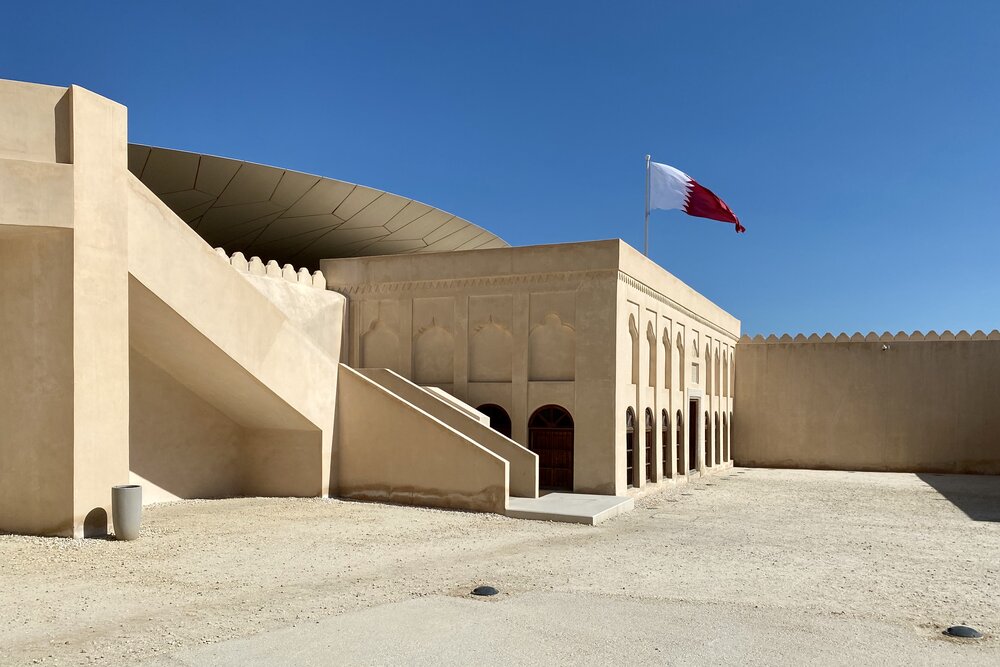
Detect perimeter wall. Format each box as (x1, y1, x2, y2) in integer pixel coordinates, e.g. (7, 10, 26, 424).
(734, 331, 1000, 474)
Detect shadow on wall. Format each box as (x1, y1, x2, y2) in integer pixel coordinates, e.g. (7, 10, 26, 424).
(917, 473, 1000, 522)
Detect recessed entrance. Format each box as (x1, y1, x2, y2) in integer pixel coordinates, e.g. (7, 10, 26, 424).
(688, 399, 698, 473)
(477, 403, 511, 439)
(528, 405, 574, 491)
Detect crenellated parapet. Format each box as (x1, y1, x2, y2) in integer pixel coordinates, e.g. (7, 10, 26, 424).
(738, 329, 1000, 344)
(214, 248, 327, 290)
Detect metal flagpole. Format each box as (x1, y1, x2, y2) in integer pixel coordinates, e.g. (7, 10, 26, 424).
(644, 154, 651, 256)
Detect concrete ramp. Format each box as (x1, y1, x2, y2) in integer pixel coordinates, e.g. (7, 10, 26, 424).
(506, 494, 634, 525)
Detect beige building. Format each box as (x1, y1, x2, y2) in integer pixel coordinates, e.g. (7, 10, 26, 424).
(324, 241, 738, 495)
(3, 78, 994, 539)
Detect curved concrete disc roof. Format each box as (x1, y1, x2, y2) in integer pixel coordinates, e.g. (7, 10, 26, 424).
(127, 144, 508, 268)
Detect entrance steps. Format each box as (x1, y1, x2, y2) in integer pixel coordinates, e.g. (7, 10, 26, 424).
(506, 493, 634, 525)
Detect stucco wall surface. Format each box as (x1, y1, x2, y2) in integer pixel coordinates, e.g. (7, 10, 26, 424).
(337, 365, 509, 513)
(734, 334, 1000, 474)
(0, 228, 74, 535)
(129, 349, 243, 503)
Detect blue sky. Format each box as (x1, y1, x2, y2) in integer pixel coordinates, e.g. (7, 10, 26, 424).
(4, 1, 998, 335)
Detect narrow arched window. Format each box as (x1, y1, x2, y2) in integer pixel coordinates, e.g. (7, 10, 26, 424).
(705, 411, 711, 468)
(661, 409, 670, 478)
(625, 408, 636, 488)
(644, 408, 654, 483)
(675, 409, 684, 474)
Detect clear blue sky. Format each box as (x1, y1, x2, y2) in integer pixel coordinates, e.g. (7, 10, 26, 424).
(4, 1, 998, 335)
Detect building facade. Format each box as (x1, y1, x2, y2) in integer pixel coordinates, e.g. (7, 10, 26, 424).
(324, 240, 739, 496)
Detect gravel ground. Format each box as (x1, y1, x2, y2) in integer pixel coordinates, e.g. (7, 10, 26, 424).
(1, 468, 997, 665)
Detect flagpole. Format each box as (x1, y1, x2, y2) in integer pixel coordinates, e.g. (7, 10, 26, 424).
(644, 154, 651, 256)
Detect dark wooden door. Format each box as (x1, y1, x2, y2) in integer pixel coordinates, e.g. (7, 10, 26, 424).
(530, 428, 574, 491)
(528, 405, 574, 492)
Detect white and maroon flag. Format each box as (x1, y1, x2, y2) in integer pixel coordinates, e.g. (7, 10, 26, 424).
(648, 161, 745, 233)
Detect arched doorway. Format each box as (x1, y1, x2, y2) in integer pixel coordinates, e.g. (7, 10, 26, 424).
(661, 409, 670, 478)
(528, 405, 574, 491)
(675, 409, 684, 475)
(625, 408, 636, 488)
(477, 404, 511, 439)
(644, 408, 654, 483)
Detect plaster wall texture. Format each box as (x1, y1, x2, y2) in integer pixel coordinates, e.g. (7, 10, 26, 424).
(0, 82, 131, 537)
(129, 349, 243, 503)
(337, 365, 509, 513)
(0, 227, 74, 535)
(734, 334, 1000, 473)
(0, 79, 70, 164)
(70, 85, 130, 538)
(323, 239, 740, 496)
(358, 368, 538, 498)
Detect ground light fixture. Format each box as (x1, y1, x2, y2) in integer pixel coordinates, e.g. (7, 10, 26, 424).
(944, 625, 983, 639)
(472, 586, 499, 596)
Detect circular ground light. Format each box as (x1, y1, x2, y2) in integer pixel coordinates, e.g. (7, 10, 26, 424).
(944, 625, 983, 639)
(472, 586, 499, 597)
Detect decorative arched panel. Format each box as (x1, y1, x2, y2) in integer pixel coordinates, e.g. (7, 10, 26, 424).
(361, 319, 400, 371)
(469, 317, 513, 382)
(413, 320, 454, 384)
(529, 313, 576, 381)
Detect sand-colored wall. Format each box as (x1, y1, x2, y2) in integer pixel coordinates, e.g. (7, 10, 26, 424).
(337, 365, 508, 513)
(0, 227, 75, 535)
(70, 86, 131, 537)
(129, 349, 243, 503)
(734, 333, 1000, 474)
(0, 79, 70, 164)
(0, 82, 130, 537)
(359, 368, 538, 498)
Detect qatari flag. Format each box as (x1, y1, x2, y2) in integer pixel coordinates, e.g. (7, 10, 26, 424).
(648, 161, 745, 233)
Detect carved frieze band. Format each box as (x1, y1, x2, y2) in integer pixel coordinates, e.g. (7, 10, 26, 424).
(617, 271, 739, 341)
(331, 269, 617, 296)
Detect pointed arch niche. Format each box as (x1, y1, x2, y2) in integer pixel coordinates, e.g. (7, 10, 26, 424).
(469, 315, 513, 382)
(413, 319, 454, 384)
(529, 313, 576, 381)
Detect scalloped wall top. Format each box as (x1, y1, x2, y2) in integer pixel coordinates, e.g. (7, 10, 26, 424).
(740, 329, 1000, 344)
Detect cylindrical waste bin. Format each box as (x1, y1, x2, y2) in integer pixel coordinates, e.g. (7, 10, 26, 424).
(111, 484, 142, 541)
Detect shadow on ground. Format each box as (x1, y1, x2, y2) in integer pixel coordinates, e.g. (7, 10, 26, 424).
(917, 473, 1000, 522)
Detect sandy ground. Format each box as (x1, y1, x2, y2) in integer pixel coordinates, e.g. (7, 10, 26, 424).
(1, 468, 998, 666)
